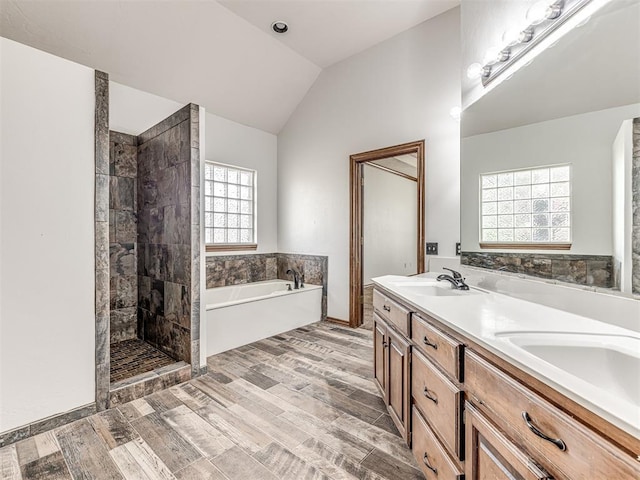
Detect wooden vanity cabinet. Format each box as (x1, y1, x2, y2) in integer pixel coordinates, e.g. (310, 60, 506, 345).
(372, 285, 640, 480)
(466, 350, 640, 480)
(373, 313, 411, 444)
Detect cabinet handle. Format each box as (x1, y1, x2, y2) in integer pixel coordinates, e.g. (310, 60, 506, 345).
(422, 452, 438, 475)
(423, 336, 438, 350)
(423, 387, 438, 404)
(383, 305, 391, 312)
(382, 342, 388, 348)
(522, 412, 566, 451)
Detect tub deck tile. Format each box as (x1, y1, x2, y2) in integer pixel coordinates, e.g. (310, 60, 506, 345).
(4, 322, 422, 480)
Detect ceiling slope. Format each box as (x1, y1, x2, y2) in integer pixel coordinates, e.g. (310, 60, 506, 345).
(0, 0, 459, 133)
(218, 0, 459, 68)
(0, 0, 321, 133)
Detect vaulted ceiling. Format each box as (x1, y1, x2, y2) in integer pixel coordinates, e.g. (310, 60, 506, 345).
(0, 0, 458, 133)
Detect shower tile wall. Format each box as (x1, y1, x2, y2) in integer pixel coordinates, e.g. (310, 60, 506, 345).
(137, 106, 193, 363)
(109, 131, 138, 343)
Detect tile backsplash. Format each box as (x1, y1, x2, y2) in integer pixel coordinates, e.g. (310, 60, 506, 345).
(461, 252, 614, 288)
(205, 253, 278, 287)
(206, 253, 328, 319)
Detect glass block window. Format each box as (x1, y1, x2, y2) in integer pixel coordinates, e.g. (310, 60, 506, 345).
(480, 165, 571, 244)
(204, 162, 256, 245)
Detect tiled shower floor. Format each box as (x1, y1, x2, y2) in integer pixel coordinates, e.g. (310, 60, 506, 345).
(110, 339, 175, 383)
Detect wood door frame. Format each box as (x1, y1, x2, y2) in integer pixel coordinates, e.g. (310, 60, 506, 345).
(349, 140, 425, 328)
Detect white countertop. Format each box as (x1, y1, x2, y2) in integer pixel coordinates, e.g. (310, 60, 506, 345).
(372, 273, 640, 440)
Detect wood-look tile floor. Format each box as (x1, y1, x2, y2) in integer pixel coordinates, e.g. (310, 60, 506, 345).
(0, 322, 424, 480)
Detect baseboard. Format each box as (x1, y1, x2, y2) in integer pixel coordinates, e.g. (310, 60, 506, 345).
(326, 316, 350, 326)
(0, 403, 96, 448)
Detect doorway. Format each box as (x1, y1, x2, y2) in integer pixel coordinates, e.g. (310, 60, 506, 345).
(349, 140, 425, 328)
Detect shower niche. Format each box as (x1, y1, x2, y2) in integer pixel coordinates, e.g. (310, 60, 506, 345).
(95, 72, 201, 408)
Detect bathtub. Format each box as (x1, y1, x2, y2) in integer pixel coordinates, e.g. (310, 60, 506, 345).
(205, 280, 323, 356)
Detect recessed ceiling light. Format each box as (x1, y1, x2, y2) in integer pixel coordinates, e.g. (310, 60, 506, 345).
(271, 21, 289, 34)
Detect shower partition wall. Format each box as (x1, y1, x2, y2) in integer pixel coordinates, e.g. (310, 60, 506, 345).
(137, 108, 194, 363)
(95, 71, 201, 410)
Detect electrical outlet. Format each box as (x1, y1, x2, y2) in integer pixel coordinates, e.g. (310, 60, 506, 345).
(456, 243, 461, 256)
(425, 242, 438, 255)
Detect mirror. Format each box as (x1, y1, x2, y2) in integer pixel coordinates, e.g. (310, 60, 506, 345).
(461, 0, 640, 294)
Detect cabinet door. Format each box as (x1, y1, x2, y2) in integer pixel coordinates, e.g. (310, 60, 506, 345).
(387, 326, 411, 443)
(465, 402, 553, 480)
(373, 315, 387, 399)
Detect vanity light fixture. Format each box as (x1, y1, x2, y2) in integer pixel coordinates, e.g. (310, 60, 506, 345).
(271, 20, 289, 34)
(468, 0, 608, 87)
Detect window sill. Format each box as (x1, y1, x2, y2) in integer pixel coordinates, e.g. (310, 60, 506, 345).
(206, 243, 258, 252)
(479, 243, 571, 250)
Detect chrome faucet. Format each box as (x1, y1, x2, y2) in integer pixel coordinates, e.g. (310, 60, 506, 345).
(437, 268, 469, 290)
(286, 268, 301, 289)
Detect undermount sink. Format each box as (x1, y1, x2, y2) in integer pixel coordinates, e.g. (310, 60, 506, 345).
(388, 281, 484, 297)
(495, 332, 640, 406)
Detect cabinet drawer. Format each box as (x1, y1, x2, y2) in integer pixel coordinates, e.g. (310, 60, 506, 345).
(412, 313, 463, 381)
(465, 402, 553, 480)
(373, 289, 410, 337)
(412, 406, 463, 480)
(466, 350, 640, 480)
(412, 349, 463, 460)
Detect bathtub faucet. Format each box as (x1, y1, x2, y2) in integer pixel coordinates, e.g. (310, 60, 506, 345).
(286, 269, 302, 289)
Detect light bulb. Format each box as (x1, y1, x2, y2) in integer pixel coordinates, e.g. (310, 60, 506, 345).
(449, 106, 461, 121)
(466, 63, 484, 79)
(502, 27, 523, 46)
(518, 28, 534, 43)
(527, 0, 562, 25)
(483, 46, 509, 65)
(483, 47, 500, 65)
(546, 4, 562, 20)
(526, 0, 552, 25)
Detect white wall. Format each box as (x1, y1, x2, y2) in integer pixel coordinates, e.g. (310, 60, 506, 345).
(110, 81, 184, 135)
(612, 120, 633, 293)
(0, 38, 95, 432)
(277, 8, 461, 321)
(204, 114, 278, 255)
(363, 165, 417, 284)
(461, 103, 640, 255)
